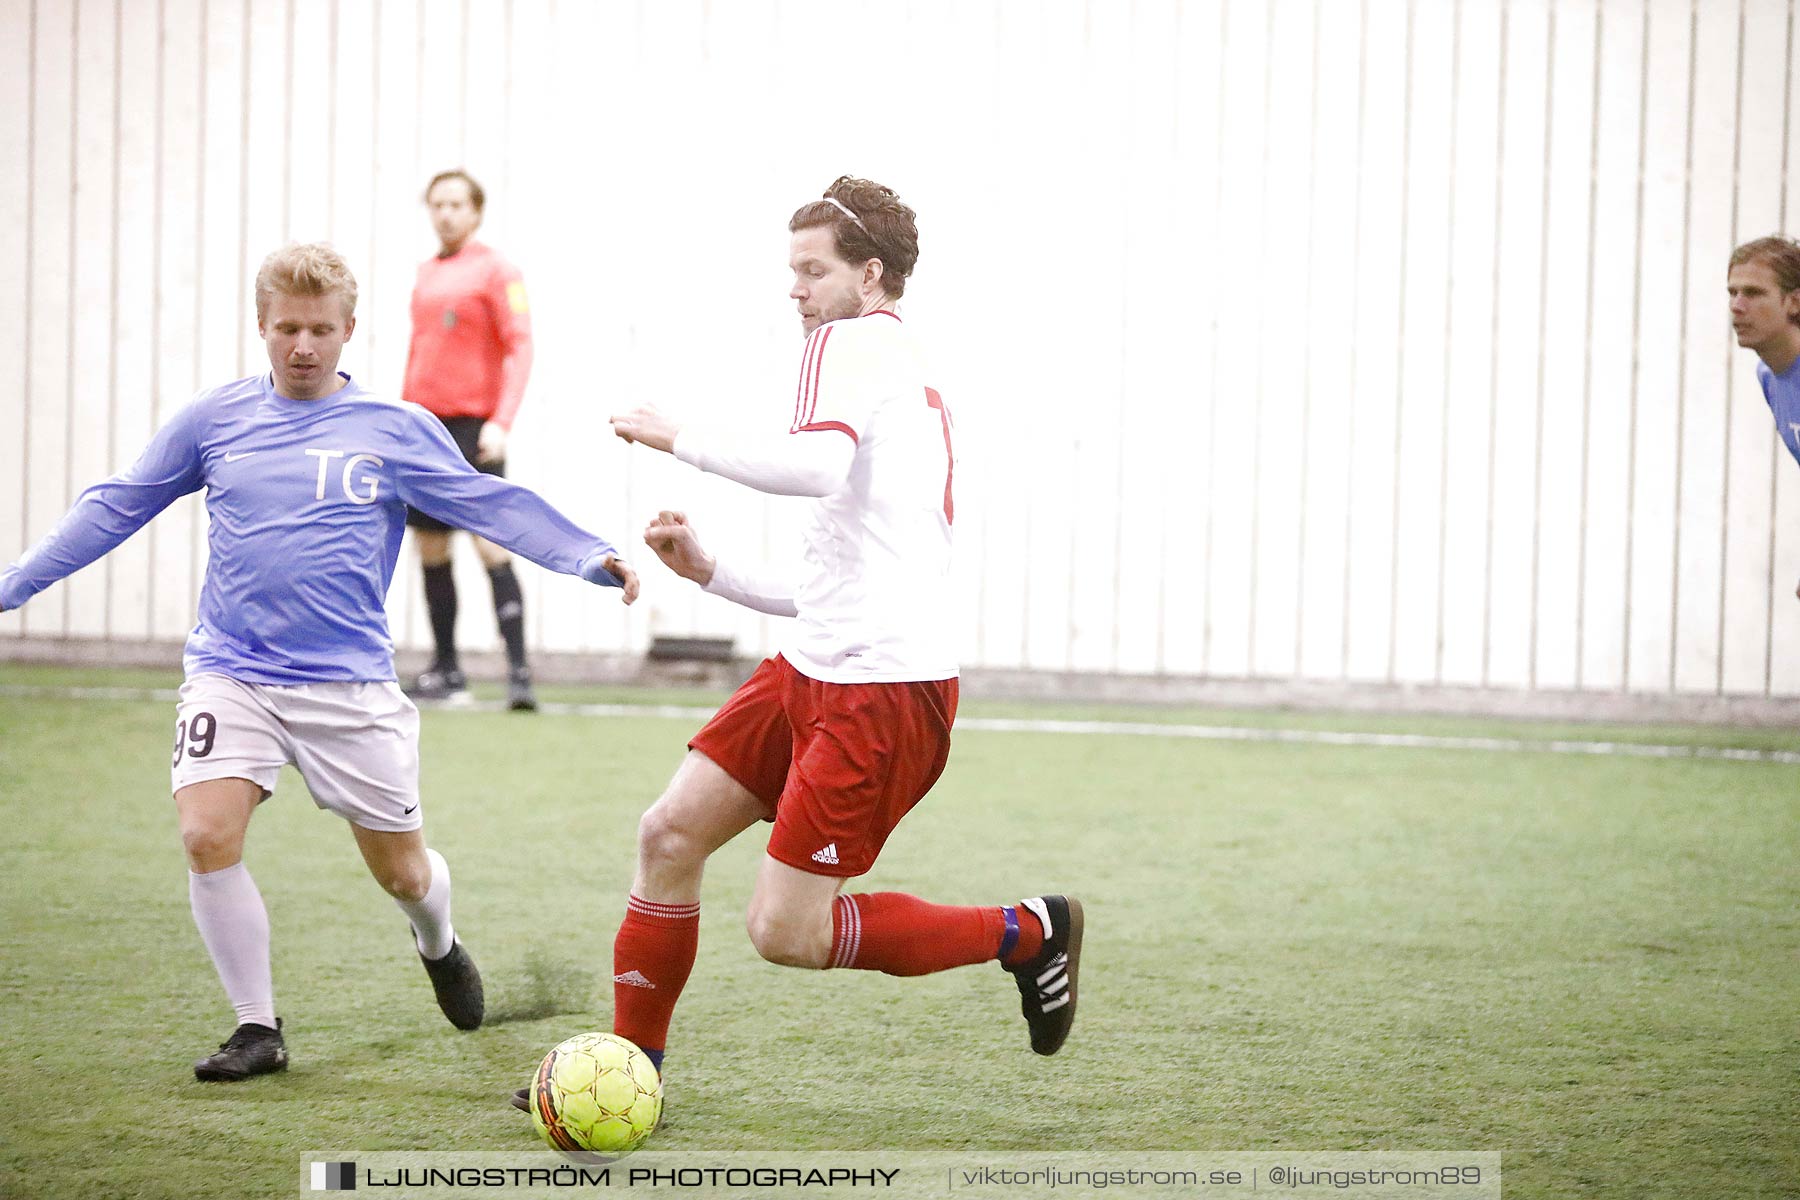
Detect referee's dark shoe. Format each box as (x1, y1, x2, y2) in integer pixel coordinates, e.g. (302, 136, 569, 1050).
(406, 666, 472, 707)
(506, 665, 538, 712)
(194, 1018, 288, 1081)
(1004, 896, 1084, 1055)
(421, 940, 485, 1030)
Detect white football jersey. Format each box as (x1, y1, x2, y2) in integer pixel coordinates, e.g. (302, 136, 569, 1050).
(783, 310, 958, 683)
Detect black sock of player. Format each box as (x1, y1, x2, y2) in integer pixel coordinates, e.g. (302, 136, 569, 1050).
(423, 563, 459, 671)
(488, 564, 528, 670)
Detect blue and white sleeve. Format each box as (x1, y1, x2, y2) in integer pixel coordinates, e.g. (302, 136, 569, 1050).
(0, 401, 206, 611)
(393, 411, 625, 586)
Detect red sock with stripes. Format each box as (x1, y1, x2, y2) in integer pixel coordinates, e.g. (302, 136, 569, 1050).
(829, 893, 1017, 976)
(612, 895, 700, 1061)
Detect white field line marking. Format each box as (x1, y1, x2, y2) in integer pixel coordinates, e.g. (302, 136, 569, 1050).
(6, 683, 1800, 765)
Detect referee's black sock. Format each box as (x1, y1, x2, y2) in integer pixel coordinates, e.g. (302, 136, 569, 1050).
(422, 562, 459, 672)
(489, 563, 528, 671)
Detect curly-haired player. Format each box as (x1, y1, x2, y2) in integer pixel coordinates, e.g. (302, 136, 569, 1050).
(513, 178, 1082, 1110)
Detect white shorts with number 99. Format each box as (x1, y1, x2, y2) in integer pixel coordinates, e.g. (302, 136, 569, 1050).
(170, 673, 423, 832)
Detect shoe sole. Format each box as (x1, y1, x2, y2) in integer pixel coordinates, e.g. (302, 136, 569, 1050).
(194, 1058, 288, 1082)
(511, 1086, 531, 1113)
(1042, 897, 1083, 1055)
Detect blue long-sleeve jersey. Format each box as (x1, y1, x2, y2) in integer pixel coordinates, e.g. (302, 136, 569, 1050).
(1758, 357, 1800, 469)
(0, 372, 620, 683)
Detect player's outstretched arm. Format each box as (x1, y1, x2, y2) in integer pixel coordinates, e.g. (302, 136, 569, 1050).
(612, 405, 854, 498)
(398, 409, 637, 603)
(0, 405, 204, 613)
(644, 510, 798, 617)
(413, 471, 639, 605)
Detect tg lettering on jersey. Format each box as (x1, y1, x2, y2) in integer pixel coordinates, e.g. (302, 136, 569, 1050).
(303, 448, 386, 504)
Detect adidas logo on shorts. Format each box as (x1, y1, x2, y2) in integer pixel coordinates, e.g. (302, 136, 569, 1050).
(613, 970, 655, 989)
(811, 843, 840, 865)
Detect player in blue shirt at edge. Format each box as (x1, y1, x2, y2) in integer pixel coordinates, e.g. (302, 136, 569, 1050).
(1730, 235, 1800, 601)
(0, 244, 640, 1081)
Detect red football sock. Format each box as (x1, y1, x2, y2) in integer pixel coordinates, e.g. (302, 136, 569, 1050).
(612, 895, 700, 1055)
(830, 892, 1009, 976)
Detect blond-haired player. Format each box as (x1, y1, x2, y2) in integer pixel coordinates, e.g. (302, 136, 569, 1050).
(1, 244, 638, 1081)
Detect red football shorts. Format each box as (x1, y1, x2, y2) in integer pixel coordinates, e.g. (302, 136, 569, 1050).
(689, 655, 959, 877)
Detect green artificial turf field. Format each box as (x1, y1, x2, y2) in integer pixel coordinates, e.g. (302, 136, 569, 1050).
(0, 664, 1795, 1199)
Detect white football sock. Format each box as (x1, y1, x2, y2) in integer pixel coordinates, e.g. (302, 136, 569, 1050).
(188, 863, 276, 1028)
(396, 847, 456, 960)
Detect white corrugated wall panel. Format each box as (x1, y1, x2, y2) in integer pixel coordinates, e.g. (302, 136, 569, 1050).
(7, 0, 1800, 703)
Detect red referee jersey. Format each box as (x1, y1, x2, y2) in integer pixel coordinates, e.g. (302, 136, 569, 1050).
(402, 241, 534, 428)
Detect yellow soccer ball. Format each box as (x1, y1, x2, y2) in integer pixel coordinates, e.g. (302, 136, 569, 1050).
(528, 1032, 662, 1156)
